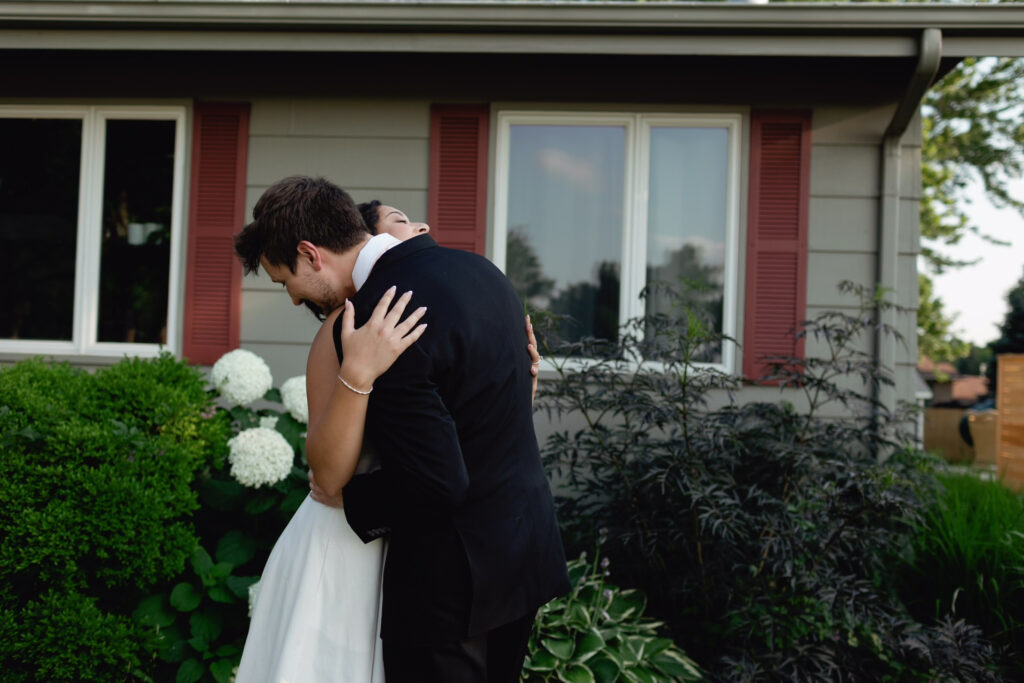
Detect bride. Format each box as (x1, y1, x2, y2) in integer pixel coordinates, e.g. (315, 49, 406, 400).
(235, 204, 542, 682)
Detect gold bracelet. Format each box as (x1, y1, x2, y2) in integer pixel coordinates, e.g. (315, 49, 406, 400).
(337, 374, 373, 395)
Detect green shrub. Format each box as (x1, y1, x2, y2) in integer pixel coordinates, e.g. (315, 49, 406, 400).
(535, 283, 1000, 681)
(900, 470, 1024, 677)
(0, 355, 228, 681)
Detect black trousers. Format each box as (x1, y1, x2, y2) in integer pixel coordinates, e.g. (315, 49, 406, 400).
(382, 611, 536, 683)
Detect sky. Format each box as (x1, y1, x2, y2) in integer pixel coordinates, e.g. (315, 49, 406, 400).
(928, 178, 1024, 347)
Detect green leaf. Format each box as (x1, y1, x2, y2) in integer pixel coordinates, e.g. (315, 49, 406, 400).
(192, 610, 226, 647)
(651, 651, 702, 680)
(244, 491, 278, 514)
(208, 586, 235, 604)
(161, 637, 188, 664)
(525, 650, 559, 672)
(169, 583, 202, 612)
(606, 589, 645, 623)
(198, 477, 245, 511)
(588, 655, 620, 683)
(214, 644, 241, 657)
(226, 574, 260, 599)
(274, 412, 305, 450)
(643, 637, 674, 659)
(133, 594, 175, 628)
(216, 530, 256, 566)
(190, 609, 224, 643)
(567, 603, 592, 628)
(575, 630, 605, 663)
(279, 486, 309, 513)
(191, 546, 215, 577)
(622, 667, 657, 683)
(187, 635, 209, 653)
(557, 664, 595, 683)
(542, 637, 575, 661)
(175, 659, 204, 683)
(210, 561, 234, 580)
(210, 658, 238, 683)
(264, 388, 282, 403)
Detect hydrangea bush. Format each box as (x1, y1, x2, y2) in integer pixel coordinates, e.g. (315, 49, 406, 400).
(134, 350, 312, 683)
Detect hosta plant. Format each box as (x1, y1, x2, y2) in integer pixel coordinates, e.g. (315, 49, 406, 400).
(522, 547, 701, 683)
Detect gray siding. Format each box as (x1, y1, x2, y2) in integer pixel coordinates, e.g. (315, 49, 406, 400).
(237, 99, 921, 422)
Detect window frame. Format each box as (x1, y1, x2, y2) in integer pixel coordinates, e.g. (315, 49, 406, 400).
(0, 104, 188, 358)
(491, 110, 742, 373)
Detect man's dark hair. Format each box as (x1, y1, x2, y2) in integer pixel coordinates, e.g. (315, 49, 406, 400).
(357, 200, 382, 235)
(234, 175, 371, 275)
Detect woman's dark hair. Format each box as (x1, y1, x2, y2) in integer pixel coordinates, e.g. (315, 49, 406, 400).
(234, 176, 371, 275)
(357, 200, 382, 234)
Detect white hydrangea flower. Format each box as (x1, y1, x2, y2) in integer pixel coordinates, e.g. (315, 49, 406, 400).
(258, 415, 279, 430)
(210, 349, 273, 407)
(227, 427, 293, 488)
(248, 580, 261, 617)
(280, 375, 308, 424)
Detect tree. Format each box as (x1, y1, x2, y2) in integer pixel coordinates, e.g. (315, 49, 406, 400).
(986, 267, 1024, 395)
(917, 56, 1024, 360)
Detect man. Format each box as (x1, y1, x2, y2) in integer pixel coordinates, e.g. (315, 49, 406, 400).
(234, 176, 569, 682)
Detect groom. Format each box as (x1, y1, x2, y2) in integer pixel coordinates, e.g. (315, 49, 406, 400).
(234, 176, 569, 682)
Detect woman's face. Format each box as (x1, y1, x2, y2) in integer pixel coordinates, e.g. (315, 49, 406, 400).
(376, 205, 430, 241)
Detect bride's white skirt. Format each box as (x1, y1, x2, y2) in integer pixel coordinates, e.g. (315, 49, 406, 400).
(235, 495, 386, 683)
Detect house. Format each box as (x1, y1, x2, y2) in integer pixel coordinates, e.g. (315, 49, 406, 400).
(3, 1, 1024, 420)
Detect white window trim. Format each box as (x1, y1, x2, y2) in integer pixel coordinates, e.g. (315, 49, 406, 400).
(492, 110, 742, 374)
(0, 105, 187, 359)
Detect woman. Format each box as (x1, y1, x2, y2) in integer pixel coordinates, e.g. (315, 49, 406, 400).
(236, 205, 542, 682)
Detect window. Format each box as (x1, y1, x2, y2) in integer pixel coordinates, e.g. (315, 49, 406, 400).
(493, 112, 741, 370)
(0, 106, 186, 357)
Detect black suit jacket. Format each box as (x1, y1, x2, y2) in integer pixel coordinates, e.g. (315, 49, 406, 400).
(335, 235, 569, 644)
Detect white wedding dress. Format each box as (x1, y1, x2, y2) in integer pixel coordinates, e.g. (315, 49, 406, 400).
(235, 493, 386, 683)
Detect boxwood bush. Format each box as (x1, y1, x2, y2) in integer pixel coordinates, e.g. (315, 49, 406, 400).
(0, 355, 229, 681)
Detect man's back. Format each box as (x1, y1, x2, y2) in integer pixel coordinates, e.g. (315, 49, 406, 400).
(339, 236, 569, 644)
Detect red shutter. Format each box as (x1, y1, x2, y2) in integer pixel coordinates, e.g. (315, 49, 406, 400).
(743, 110, 811, 382)
(428, 104, 490, 254)
(182, 102, 249, 365)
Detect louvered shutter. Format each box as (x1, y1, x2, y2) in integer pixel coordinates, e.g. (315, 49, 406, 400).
(182, 102, 249, 365)
(428, 104, 490, 254)
(743, 110, 811, 381)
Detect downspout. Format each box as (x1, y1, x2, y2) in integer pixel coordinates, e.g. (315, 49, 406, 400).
(874, 27, 942, 451)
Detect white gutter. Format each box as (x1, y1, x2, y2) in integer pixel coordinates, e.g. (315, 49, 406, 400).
(874, 26, 941, 450)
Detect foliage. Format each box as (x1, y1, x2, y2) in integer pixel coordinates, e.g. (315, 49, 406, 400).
(133, 541, 259, 683)
(523, 545, 701, 683)
(986, 267, 1024, 395)
(898, 470, 1024, 678)
(0, 355, 228, 681)
(535, 282, 1000, 680)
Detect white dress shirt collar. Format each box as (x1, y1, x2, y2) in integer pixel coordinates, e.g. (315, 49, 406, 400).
(352, 233, 403, 292)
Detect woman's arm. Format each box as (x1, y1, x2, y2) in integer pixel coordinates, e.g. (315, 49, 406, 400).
(305, 288, 426, 497)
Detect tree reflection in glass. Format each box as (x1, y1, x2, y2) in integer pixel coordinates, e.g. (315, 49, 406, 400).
(505, 124, 625, 345)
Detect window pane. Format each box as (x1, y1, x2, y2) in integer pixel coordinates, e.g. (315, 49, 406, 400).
(0, 118, 81, 341)
(505, 125, 624, 343)
(97, 120, 175, 344)
(646, 127, 729, 362)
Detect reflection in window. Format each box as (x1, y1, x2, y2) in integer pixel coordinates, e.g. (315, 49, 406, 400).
(505, 125, 625, 344)
(0, 118, 81, 341)
(97, 120, 175, 344)
(645, 127, 729, 363)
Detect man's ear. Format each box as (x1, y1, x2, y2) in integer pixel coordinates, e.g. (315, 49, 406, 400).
(296, 240, 323, 270)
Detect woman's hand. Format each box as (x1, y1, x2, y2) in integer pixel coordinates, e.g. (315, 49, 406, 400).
(527, 314, 541, 404)
(337, 286, 427, 392)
